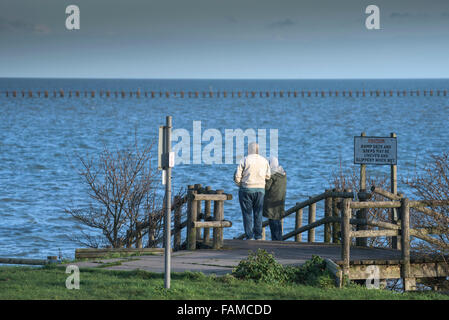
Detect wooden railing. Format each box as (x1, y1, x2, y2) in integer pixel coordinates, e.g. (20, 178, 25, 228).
(172, 184, 233, 250)
(233, 185, 448, 290)
(340, 195, 449, 290)
(235, 189, 354, 242)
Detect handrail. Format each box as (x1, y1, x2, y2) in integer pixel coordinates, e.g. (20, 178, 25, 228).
(371, 186, 403, 200)
(235, 190, 354, 240)
(282, 216, 338, 240)
(284, 190, 354, 217)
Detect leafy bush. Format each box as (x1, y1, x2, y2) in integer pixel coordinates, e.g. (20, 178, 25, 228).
(285, 255, 335, 288)
(232, 249, 288, 284)
(231, 250, 335, 288)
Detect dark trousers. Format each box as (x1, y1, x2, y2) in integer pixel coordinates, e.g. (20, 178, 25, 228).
(238, 190, 264, 240)
(269, 219, 283, 241)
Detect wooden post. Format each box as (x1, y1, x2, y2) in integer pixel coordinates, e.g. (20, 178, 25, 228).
(400, 198, 414, 291)
(342, 197, 352, 283)
(390, 132, 400, 249)
(295, 208, 303, 242)
(308, 200, 316, 242)
(262, 227, 266, 240)
(324, 191, 332, 243)
(187, 185, 197, 250)
(360, 132, 367, 192)
(174, 195, 182, 250)
(332, 189, 341, 244)
(203, 186, 212, 245)
(195, 184, 203, 242)
(213, 190, 225, 249)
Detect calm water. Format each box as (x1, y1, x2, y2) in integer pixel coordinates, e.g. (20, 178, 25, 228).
(1, 78, 448, 259)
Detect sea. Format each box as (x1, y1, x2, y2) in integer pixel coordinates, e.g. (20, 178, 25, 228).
(1, 78, 448, 260)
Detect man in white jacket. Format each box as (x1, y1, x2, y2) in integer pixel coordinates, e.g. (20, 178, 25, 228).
(234, 142, 271, 240)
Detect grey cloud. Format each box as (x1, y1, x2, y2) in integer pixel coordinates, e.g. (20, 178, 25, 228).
(267, 18, 295, 29)
(0, 16, 50, 34)
(225, 16, 238, 23)
(389, 12, 430, 20)
(390, 12, 411, 19)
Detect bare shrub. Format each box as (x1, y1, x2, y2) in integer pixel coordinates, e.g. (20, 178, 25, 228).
(65, 138, 164, 248)
(330, 164, 392, 248)
(404, 153, 449, 290)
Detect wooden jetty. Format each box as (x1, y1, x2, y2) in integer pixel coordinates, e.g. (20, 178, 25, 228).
(70, 184, 449, 291)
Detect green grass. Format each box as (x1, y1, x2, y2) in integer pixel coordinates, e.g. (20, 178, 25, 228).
(0, 265, 447, 300)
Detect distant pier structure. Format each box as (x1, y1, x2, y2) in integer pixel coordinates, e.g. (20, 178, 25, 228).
(1, 89, 448, 99)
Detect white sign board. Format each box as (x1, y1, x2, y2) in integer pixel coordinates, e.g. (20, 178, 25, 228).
(354, 136, 397, 165)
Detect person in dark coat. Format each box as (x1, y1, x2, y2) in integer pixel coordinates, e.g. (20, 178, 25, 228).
(263, 157, 287, 241)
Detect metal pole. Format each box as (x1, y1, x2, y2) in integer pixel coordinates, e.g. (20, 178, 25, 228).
(164, 116, 172, 289)
(357, 132, 368, 247)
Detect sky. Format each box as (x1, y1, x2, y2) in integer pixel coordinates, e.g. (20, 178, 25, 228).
(1, 0, 449, 79)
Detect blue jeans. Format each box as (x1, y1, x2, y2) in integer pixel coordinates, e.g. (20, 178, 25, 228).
(269, 219, 282, 241)
(238, 190, 264, 240)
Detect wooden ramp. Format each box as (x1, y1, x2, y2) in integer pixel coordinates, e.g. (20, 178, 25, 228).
(69, 239, 401, 274)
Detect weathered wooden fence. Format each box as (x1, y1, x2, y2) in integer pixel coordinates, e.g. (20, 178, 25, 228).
(234, 186, 449, 291)
(339, 194, 449, 291)
(173, 184, 233, 250)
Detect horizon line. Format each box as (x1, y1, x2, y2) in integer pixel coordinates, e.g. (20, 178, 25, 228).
(1, 77, 449, 81)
